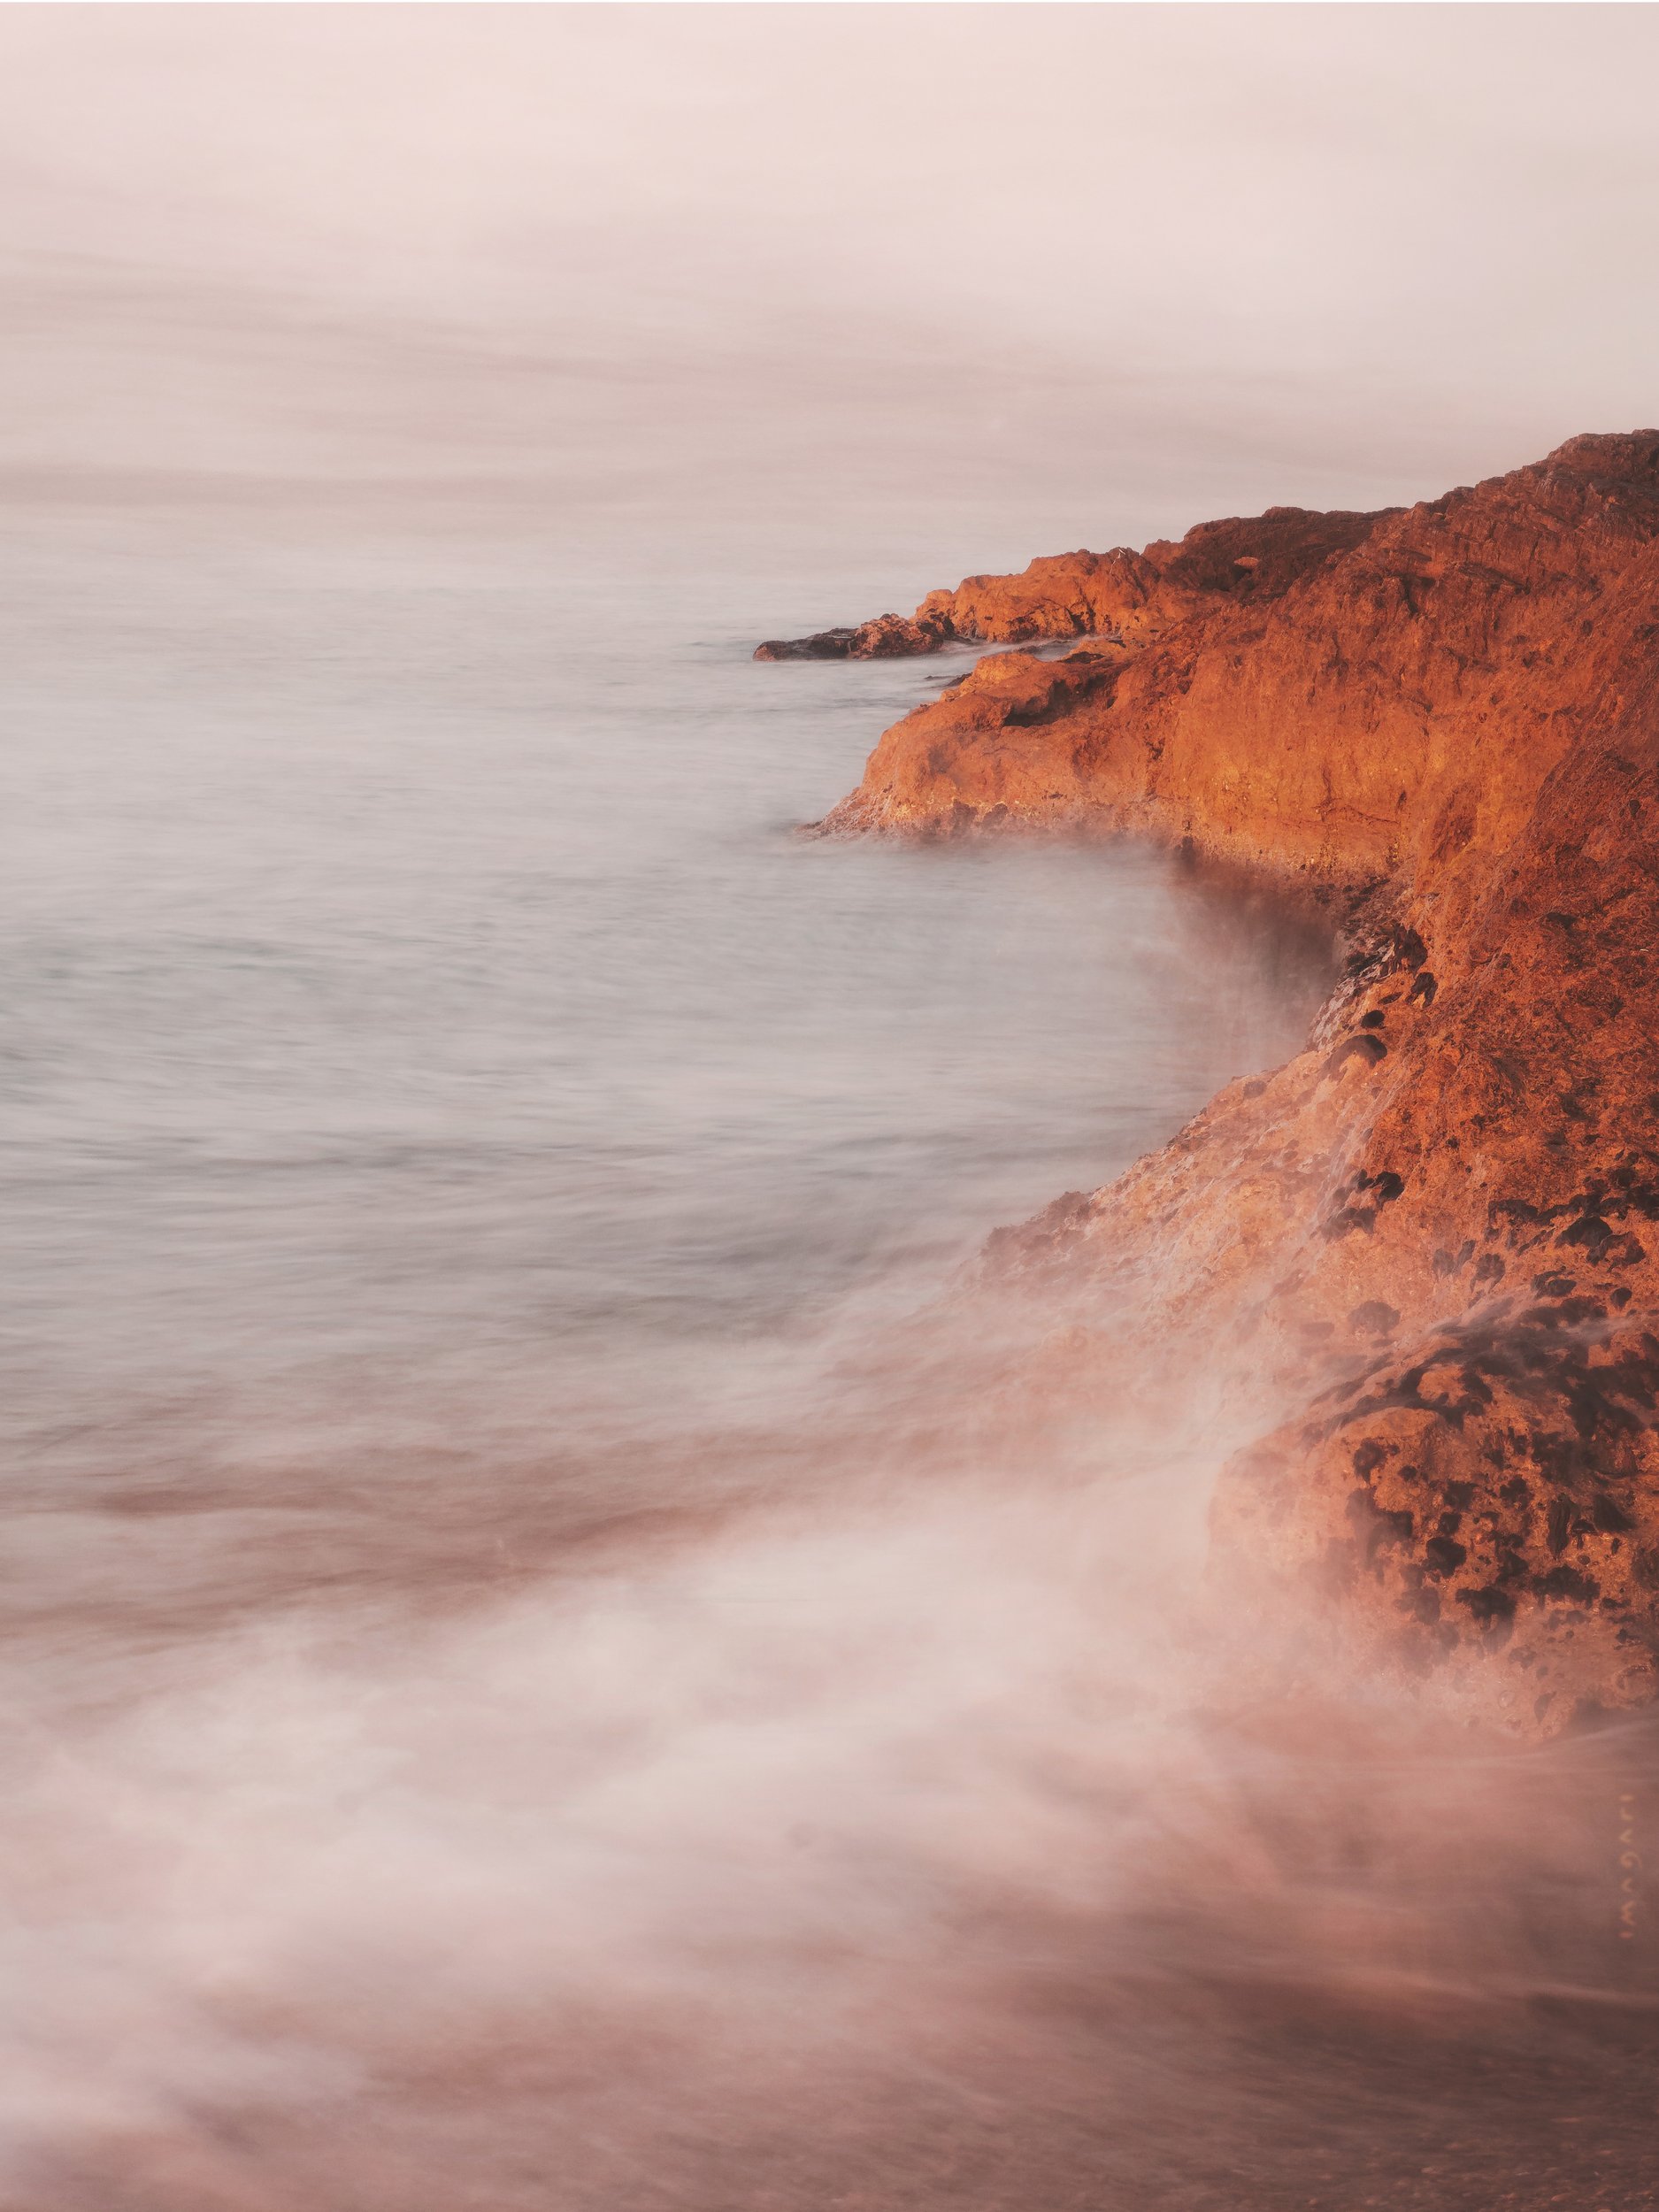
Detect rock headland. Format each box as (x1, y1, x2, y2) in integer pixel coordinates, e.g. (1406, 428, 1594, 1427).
(774, 433, 1659, 1736)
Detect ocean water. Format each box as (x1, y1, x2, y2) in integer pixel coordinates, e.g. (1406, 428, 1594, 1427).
(3, 498, 1332, 1579)
(3, 488, 1655, 2210)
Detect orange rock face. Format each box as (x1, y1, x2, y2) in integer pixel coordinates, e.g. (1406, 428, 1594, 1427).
(805, 432, 1659, 1735)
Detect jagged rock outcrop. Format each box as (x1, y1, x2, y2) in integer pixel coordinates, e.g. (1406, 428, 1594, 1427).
(803, 432, 1659, 1736)
(754, 506, 1386, 660)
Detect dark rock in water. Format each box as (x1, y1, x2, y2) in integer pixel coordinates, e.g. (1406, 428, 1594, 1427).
(754, 626, 861, 661)
(754, 612, 949, 661)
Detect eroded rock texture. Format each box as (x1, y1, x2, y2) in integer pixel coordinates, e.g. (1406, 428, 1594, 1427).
(802, 432, 1659, 1735)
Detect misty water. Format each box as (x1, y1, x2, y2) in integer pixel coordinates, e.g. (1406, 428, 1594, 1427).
(4, 511, 1324, 1448)
(4, 491, 1655, 2211)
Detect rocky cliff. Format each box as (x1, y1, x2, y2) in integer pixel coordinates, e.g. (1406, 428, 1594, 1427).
(779, 433, 1659, 1737)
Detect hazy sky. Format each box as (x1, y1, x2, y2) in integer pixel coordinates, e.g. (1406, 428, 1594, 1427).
(3, 4, 1656, 549)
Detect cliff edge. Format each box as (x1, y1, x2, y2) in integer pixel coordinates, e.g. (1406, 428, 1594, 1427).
(780, 433, 1659, 1736)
